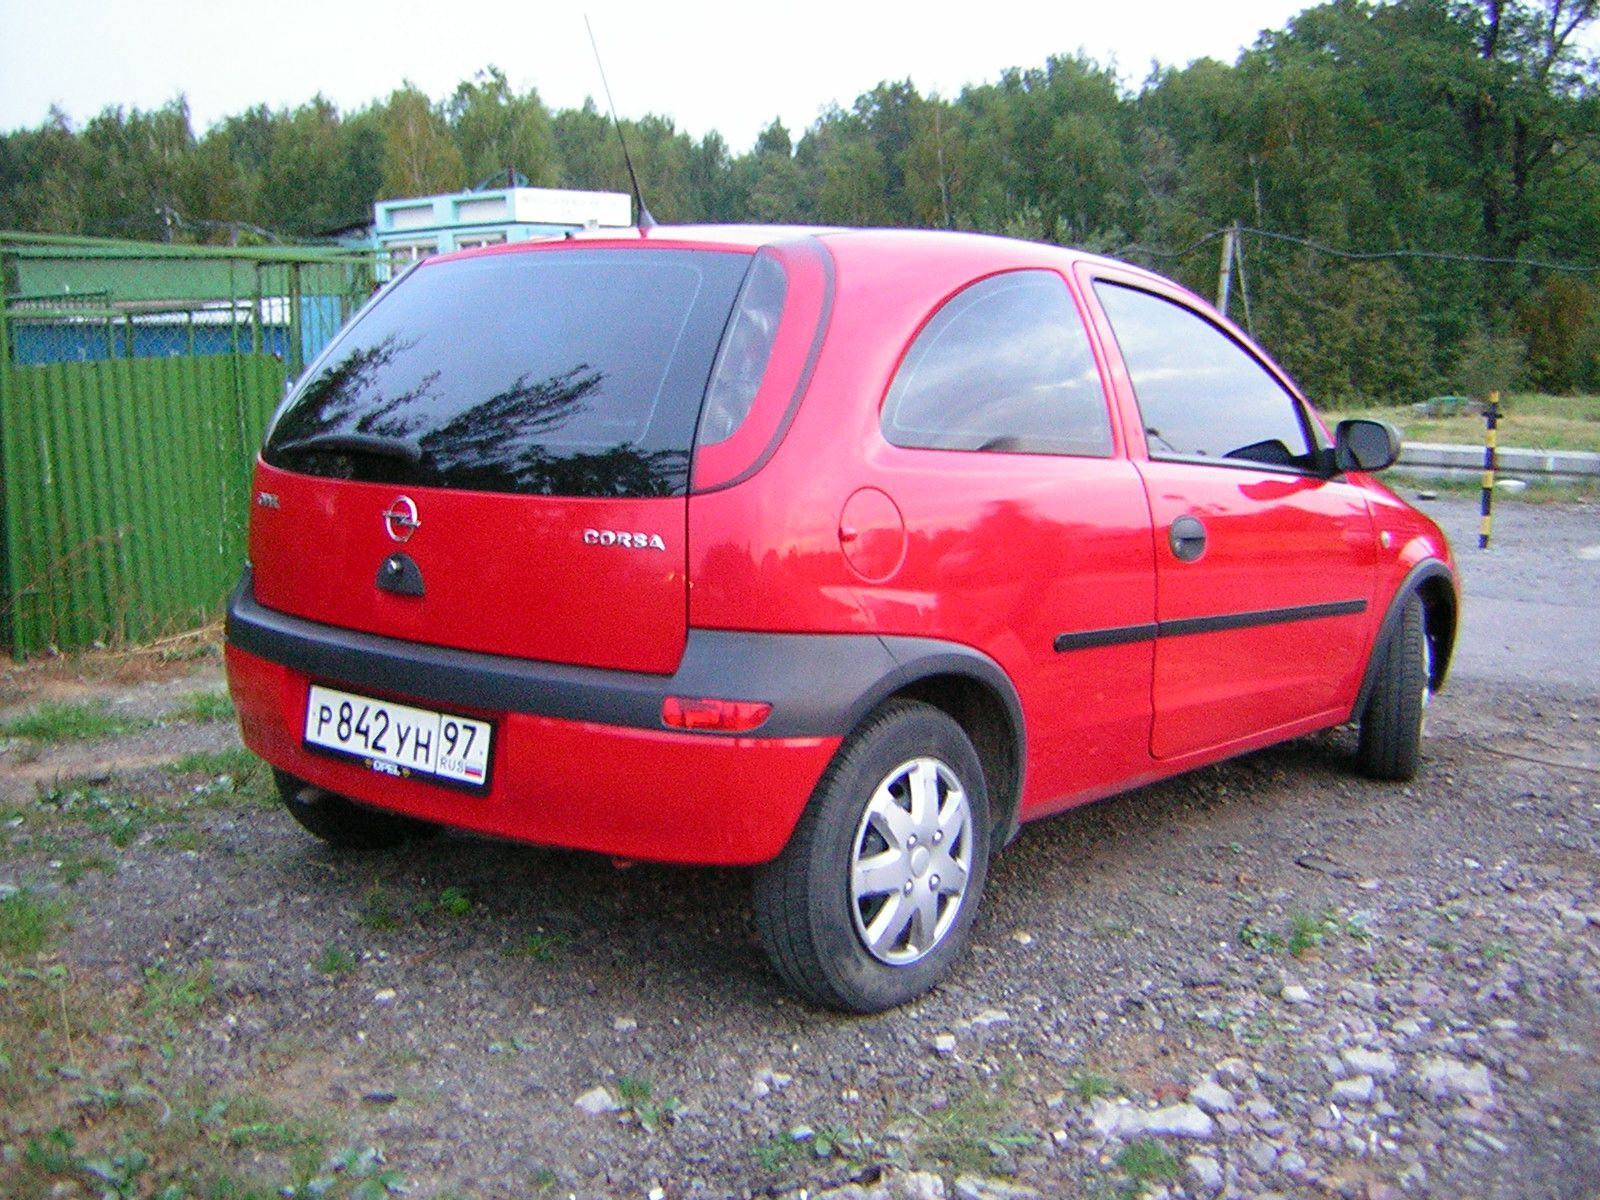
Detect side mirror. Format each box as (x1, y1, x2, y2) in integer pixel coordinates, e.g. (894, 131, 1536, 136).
(1333, 418, 1402, 473)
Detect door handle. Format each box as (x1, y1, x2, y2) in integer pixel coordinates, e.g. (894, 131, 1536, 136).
(1169, 516, 1207, 562)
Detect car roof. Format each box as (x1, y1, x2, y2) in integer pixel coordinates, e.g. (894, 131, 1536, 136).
(436, 223, 1184, 305)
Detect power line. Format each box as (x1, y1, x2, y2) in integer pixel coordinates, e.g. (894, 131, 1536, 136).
(1121, 226, 1600, 274)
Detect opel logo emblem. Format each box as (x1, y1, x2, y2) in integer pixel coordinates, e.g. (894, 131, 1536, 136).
(382, 496, 420, 543)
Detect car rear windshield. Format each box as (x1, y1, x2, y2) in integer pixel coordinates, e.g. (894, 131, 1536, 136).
(263, 247, 752, 498)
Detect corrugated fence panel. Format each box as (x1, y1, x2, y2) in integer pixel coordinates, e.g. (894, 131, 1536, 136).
(1, 353, 286, 655)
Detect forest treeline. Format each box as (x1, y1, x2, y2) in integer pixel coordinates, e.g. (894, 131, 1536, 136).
(3, 0, 1598, 404)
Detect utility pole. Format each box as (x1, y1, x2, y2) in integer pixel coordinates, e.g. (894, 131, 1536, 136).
(1216, 223, 1238, 315)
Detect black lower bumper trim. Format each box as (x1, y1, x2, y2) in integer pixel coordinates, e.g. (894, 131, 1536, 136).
(226, 572, 1004, 740)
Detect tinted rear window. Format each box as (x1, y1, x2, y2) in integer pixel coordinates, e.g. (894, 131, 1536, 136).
(263, 248, 752, 497)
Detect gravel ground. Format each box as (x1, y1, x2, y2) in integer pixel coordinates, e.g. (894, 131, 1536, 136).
(2, 498, 1597, 1200)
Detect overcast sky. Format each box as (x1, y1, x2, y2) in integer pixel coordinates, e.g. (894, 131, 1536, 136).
(6, 1, 1592, 154)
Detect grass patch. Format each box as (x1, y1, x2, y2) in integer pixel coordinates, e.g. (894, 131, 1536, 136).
(501, 929, 572, 961)
(1113, 1138, 1182, 1196)
(359, 886, 404, 932)
(2, 701, 144, 744)
(0, 888, 68, 959)
(312, 945, 358, 977)
(907, 1076, 1037, 1175)
(614, 1075, 681, 1133)
(1351, 392, 1600, 452)
(1066, 1069, 1118, 1103)
(166, 747, 273, 805)
(435, 886, 474, 917)
(172, 689, 235, 723)
(1, 949, 395, 1198)
(1350, 392, 1600, 454)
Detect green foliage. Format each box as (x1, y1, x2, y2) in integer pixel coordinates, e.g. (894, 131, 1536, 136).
(614, 1075, 681, 1133)
(1115, 1137, 1182, 1193)
(0, 888, 67, 959)
(4, 0, 1598, 392)
(907, 1076, 1037, 1174)
(2, 701, 143, 743)
(501, 929, 571, 961)
(435, 886, 473, 917)
(1066, 1070, 1118, 1103)
(312, 945, 358, 976)
(173, 690, 235, 723)
(1237, 919, 1285, 953)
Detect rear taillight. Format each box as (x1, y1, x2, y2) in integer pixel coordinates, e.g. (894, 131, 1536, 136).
(661, 696, 772, 733)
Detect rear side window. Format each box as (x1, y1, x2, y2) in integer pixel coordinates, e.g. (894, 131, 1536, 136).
(698, 251, 787, 446)
(1093, 281, 1317, 470)
(263, 248, 751, 497)
(882, 270, 1112, 457)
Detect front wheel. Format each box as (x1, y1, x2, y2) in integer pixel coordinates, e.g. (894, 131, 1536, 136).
(1356, 594, 1430, 781)
(754, 701, 992, 1012)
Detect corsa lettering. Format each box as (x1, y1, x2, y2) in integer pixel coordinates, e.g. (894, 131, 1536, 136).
(583, 529, 667, 551)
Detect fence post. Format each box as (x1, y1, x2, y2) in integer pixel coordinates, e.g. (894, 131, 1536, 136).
(1479, 392, 1499, 550)
(0, 242, 17, 656)
(288, 262, 304, 380)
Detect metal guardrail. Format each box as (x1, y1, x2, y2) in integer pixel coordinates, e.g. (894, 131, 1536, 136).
(1397, 442, 1600, 479)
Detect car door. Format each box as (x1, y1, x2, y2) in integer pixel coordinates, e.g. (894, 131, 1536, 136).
(1084, 273, 1379, 761)
(868, 268, 1157, 816)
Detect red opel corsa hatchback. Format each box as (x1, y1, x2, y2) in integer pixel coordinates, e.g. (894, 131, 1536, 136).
(226, 226, 1457, 1011)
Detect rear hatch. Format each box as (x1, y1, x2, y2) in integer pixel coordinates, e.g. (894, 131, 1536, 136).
(250, 244, 753, 674)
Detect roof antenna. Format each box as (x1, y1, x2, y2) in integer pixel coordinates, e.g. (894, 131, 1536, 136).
(585, 14, 656, 229)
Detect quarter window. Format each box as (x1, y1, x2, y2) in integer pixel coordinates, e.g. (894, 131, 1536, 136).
(882, 271, 1112, 457)
(1093, 282, 1316, 470)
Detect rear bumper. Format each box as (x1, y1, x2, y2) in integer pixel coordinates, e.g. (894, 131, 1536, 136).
(225, 573, 869, 864)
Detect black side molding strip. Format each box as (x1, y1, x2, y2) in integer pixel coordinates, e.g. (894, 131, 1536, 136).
(1055, 599, 1367, 654)
(1052, 624, 1159, 652)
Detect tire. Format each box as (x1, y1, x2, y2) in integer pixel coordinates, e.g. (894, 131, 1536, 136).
(754, 700, 992, 1013)
(1356, 594, 1430, 781)
(274, 769, 440, 850)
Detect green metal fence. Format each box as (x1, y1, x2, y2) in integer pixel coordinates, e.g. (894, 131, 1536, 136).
(1, 233, 377, 657)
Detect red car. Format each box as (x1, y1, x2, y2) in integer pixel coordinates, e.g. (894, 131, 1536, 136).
(226, 227, 1457, 1012)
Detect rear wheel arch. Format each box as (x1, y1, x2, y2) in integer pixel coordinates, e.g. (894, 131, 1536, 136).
(892, 673, 1023, 848)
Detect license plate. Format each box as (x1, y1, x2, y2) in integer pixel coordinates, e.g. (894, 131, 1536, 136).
(303, 685, 494, 792)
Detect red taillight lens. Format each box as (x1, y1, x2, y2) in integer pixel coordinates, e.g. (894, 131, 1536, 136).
(661, 696, 772, 733)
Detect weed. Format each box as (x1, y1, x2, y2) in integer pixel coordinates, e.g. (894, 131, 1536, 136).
(55, 853, 116, 884)
(2, 951, 378, 1199)
(313, 945, 358, 976)
(752, 1133, 806, 1172)
(1237, 919, 1285, 953)
(908, 1077, 1037, 1174)
(142, 959, 214, 1030)
(615, 1075, 681, 1133)
(1287, 910, 1328, 957)
(1114, 1138, 1181, 1195)
(0, 888, 68, 959)
(436, 886, 473, 916)
(1483, 939, 1517, 963)
(2, 701, 145, 743)
(359, 887, 403, 932)
(174, 689, 235, 723)
(501, 929, 572, 960)
(166, 747, 272, 804)
(1066, 1070, 1118, 1103)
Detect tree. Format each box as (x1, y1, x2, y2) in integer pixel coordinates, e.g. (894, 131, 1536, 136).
(446, 66, 557, 188)
(378, 85, 464, 198)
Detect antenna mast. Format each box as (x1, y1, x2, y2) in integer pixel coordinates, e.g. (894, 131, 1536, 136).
(585, 15, 656, 229)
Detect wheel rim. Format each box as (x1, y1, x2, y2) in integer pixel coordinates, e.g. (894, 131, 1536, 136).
(1419, 627, 1432, 731)
(849, 756, 974, 966)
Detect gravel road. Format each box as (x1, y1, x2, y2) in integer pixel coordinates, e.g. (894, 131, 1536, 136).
(2, 495, 1596, 1200)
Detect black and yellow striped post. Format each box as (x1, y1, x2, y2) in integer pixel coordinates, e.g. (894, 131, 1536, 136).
(1479, 390, 1500, 549)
